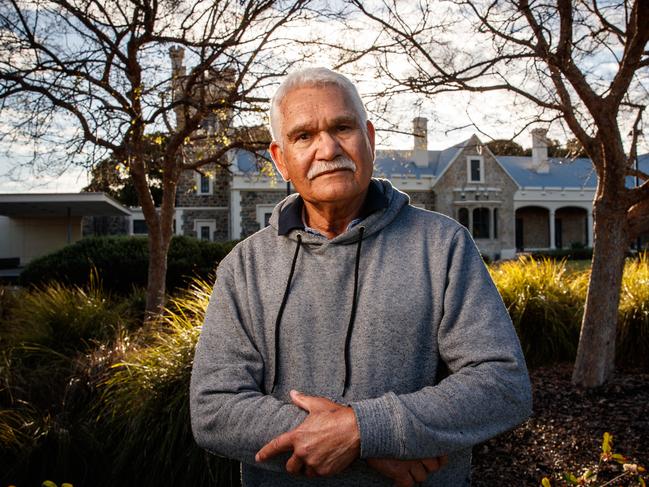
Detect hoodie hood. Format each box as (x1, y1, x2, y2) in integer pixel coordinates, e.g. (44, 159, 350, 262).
(268, 178, 410, 244)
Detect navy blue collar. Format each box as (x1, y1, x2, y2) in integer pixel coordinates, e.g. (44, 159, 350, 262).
(277, 179, 388, 236)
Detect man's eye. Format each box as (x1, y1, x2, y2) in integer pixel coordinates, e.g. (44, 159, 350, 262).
(337, 125, 350, 132)
(297, 133, 310, 141)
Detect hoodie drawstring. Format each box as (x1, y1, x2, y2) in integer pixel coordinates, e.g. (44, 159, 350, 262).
(271, 233, 302, 394)
(342, 226, 364, 396)
(270, 228, 365, 396)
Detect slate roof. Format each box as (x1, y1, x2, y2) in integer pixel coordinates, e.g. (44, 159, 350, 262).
(497, 156, 597, 189)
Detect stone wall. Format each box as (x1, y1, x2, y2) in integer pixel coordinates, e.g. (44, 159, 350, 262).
(556, 207, 587, 248)
(407, 190, 436, 211)
(240, 190, 287, 237)
(176, 163, 230, 207)
(516, 207, 550, 249)
(181, 208, 230, 241)
(433, 136, 518, 257)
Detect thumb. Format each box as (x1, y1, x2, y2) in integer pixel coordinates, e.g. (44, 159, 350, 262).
(290, 390, 338, 413)
(289, 390, 312, 412)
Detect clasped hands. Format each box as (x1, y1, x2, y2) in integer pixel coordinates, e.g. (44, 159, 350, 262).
(255, 390, 447, 486)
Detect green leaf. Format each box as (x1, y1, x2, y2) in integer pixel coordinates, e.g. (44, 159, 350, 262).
(602, 432, 613, 453)
(42, 482, 58, 487)
(541, 477, 552, 487)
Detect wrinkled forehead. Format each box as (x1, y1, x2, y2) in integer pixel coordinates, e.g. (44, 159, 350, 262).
(277, 84, 362, 131)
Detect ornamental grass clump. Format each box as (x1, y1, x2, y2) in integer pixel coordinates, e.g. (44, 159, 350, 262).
(0, 277, 138, 487)
(2, 276, 132, 354)
(490, 256, 583, 367)
(617, 253, 649, 369)
(98, 276, 239, 487)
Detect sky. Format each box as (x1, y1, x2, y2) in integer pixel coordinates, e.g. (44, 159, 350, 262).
(1, 0, 647, 193)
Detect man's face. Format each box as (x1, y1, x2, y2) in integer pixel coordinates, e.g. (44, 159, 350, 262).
(269, 84, 375, 206)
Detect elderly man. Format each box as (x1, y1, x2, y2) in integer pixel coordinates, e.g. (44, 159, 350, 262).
(190, 67, 532, 486)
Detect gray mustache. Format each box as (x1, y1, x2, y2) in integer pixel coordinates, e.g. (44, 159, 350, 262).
(307, 156, 357, 180)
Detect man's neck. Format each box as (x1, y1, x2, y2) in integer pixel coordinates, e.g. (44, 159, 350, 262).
(302, 190, 368, 239)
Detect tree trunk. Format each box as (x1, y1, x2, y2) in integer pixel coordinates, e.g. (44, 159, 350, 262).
(145, 229, 171, 320)
(572, 200, 628, 387)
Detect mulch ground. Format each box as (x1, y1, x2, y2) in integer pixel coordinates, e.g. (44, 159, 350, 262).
(472, 363, 649, 486)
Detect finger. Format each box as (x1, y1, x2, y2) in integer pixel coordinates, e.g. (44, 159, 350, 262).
(290, 390, 336, 413)
(409, 461, 428, 483)
(285, 452, 304, 475)
(421, 457, 441, 473)
(256, 433, 293, 462)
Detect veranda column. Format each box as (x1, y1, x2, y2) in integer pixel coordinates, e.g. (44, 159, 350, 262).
(549, 208, 556, 250)
(587, 210, 593, 248)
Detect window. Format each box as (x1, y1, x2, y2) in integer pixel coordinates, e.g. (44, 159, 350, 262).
(194, 220, 216, 241)
(472, 208, 490, 239)
(493, 208, 498, 239)
(467, 156, 484, 183)
(196, 172, 212, 195)
(133, 219, 148, 234)
(198, 225, 209, 240)
(256, 205, 276, 229)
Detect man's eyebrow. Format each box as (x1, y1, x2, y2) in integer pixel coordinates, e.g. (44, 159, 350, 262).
(285, 115, 359, 140)
(285, 123, 312, 140)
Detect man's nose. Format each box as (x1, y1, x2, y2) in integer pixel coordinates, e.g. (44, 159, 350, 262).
(314, 130, 342, 160)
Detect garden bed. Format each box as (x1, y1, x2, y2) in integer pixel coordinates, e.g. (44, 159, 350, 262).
(472, 363, 649, 486)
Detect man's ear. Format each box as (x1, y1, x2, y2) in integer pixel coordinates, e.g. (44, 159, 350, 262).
(366, 120, 376, 155)
(269, 141, 289, 182)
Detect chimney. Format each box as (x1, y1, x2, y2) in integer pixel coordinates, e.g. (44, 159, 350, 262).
(413, 117, 428, 167)
(531, 128, 550, 173)
(169, 47, 186, 130)
(169, 46, 185, 77)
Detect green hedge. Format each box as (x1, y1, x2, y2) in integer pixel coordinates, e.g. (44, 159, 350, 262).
(19, 236, 238, 294)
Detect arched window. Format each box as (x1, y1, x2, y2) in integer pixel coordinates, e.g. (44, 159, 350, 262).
(458, 208, 469, 229)
(472, 208, 490, 239)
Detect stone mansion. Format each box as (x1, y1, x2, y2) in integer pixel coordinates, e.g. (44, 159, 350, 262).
(124, 120, 634, 260)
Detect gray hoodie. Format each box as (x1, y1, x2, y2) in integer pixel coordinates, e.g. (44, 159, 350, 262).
(190, 179, 532, 486)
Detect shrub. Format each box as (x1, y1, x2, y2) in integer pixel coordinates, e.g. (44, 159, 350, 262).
(490, 257, 583, 367)
(0, 279, 138, 487)
(2, 277, 133, 354)
(19, 236, 237, 295)
(617, 253, 649, 369)
(529, 247, 594, 261)
(97, 276, 239, 487)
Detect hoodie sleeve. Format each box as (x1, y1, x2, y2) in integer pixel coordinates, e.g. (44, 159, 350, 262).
(189, 257, 307, 471)
(350, 226, 532, 459)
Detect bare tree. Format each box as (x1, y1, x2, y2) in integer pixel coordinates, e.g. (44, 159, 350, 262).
(350, 0, 649, 387)
(0, 0, 312, 318)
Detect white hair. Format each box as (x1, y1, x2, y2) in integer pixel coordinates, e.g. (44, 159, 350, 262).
(269, 67, 368, 141)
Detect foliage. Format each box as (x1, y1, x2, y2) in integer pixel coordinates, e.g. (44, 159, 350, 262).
(617, 253, 649, 369)
(490, 257, 583, 367)
(83, 133, 168, 207)
(97, 276, 239, 486)
(0, 278, 137, 487)
(19, 236, 236, 295)
(541, 432, 646, 486)
(529, 247, 594, 261)
(486, 139, 529, 156)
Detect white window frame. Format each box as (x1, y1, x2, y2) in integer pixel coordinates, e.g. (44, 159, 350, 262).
(256, 204, 276, 229)
(466, 156, 485, 184)
(195, 172, 213, 195)
(194, 219, 216, 241)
